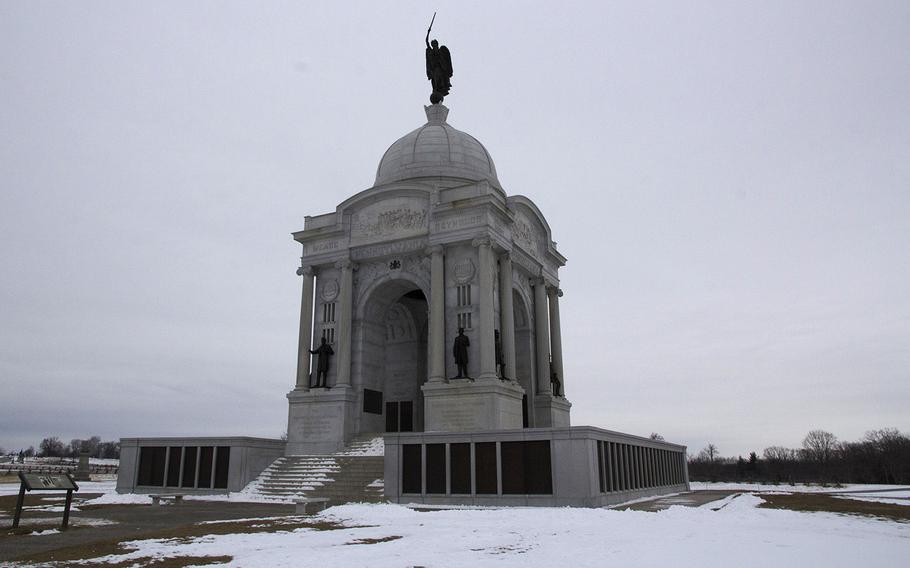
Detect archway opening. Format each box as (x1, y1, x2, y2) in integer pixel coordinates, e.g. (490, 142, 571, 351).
(357, 280, 428, 434)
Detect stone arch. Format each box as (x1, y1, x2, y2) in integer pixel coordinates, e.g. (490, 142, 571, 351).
(353, 276, 429, 435)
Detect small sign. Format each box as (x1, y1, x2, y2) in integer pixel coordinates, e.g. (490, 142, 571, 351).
(20, 473, 79, 491)
(13, 472, 79, 531)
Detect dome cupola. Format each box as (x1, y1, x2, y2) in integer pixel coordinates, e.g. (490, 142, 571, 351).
(375, 105, 499, 187)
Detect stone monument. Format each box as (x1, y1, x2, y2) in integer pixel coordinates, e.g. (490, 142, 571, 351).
(287, 91, 571, 454)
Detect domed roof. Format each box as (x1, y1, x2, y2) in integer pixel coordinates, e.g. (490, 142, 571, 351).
(375, 105, 499, 187)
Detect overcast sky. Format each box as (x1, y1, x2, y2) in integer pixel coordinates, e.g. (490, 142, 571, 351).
(2, 1, 908, 457)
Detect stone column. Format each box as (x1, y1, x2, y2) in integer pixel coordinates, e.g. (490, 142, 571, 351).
(498, 253, 516, 381)
(335, 258, 354, 387)
(427, 245, 446, 382)
(295, 265, 315, 390)
(547, 287, 564, 394)
(533, 277, 551, 394)
(473, 237, 497, 381)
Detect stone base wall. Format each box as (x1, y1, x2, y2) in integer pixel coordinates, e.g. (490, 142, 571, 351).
(384, 426, 689, 508)
(422, 379, 525, 432)
(117, 436, 285, 494)
(286, 386, 357, 455)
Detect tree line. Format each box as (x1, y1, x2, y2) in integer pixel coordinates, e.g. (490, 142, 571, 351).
(688, 428, 910, 485)
(3, 436, 120, 460)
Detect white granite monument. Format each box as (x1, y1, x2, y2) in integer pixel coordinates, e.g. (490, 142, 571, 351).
(287, 103, 571, 455)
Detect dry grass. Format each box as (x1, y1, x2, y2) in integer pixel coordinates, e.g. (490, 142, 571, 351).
(344, 535, 402, 545)
(758, 493, 910, 522)
(6, 516, 352, 566)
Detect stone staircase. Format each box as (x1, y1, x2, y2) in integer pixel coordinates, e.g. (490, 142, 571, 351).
(241, 434, 385, 503)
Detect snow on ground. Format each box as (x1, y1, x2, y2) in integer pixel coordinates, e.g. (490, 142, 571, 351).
(0, 480, 116, 497)
(65, 498, 909, 567)
(835, 496, 910, 506)
(689, 481, 910, 493)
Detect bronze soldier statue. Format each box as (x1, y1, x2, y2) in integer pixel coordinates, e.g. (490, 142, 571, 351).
(425, 13, 453, 104)
(310, 337, 334, 388)
(453, 327, 470, 379)
(495, 329, 507, 380)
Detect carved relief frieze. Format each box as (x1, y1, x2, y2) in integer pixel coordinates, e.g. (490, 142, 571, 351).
(512, 210, 543, 260)
(350, 197, 428, 245)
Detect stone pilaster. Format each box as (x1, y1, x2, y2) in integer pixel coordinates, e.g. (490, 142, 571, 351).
(473, 237, 497, 381)
(498, 252, 516, 381)
(427, 245, 446, 382)
(295, 265, 315, 390)
(335, 258, 354, 387)
(548, 286, 564, 394)
(533, 277, 551, 394)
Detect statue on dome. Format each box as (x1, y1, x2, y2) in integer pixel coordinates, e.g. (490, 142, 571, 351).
(425, 13, 453, 105)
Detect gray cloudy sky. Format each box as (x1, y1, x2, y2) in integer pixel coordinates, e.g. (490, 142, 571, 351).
(2, 1, 908, 457)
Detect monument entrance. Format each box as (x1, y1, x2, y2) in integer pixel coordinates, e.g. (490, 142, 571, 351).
(357, 280, 428, 434)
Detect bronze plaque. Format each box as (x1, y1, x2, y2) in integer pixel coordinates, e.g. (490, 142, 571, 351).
(21, 473, 78, 491)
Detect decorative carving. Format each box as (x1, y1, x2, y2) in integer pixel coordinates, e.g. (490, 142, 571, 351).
(471, 236, 491, 248)
(389, 259, 401, 270)
(425, 244, 444, 256)
(512, 210, 542, 259)
(335, 258, 354, 271)
(350, 198, 428, 244)
(385, 302, 417, 344)
(321, 278, 339, 301)
(453, 258, 476, 284)
(296, 265, 314, 277)
(402, 255, 430, 280)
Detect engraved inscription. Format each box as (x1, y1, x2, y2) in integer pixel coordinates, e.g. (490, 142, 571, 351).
(435, 214, 483, 232)
(304, 239, 341, 257)
(351, 237, 429, 261)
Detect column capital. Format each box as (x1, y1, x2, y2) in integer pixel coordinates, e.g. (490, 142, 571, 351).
(547, 286, 564, 298)
(531, 276, 546, 287)
(471, 236, 492, 248)
(334, 258, 355, 271)
(425, 244, 445, 256)
(296, 265, 314, 277)
(498, 250, 512, 262)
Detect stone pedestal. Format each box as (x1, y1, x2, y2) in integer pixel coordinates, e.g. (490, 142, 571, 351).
(422, 380, 525, 432)
(533, 395, 572, 428)
(74, 451, 92, 481)
(286, 386, 356, 455)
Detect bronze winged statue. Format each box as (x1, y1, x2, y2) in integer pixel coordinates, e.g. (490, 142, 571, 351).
(425, 14, 453, 104)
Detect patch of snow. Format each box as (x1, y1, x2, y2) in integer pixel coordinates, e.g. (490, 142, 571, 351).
(690, 482, 910, 493)
(834, 496, 910, 507)
(50, 499, 909, 567)
(29, 529, 60, 536)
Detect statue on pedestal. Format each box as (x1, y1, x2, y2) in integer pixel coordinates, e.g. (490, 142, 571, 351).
(495, 329, 507, 380)
(310, 337, 334, 388)
(453, 327, 470, 379)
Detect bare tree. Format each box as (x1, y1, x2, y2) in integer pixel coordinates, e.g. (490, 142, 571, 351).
(39, 437, 65, 457)
(763, 446, 797, 462)
(697, 443, 719, 462)
(802, 430, 838, 464)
